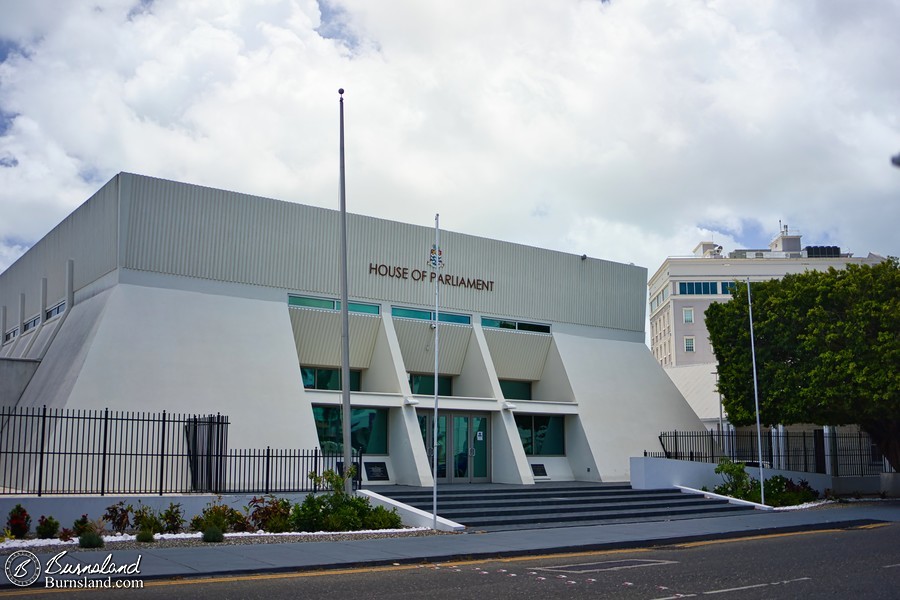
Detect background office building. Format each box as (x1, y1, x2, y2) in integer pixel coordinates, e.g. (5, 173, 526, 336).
(648, 228, 885, 430)
(1, 173, 703, 486)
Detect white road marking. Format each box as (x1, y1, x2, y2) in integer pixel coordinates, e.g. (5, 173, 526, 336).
(883, 564, 900, 569)
(703, 577, 811, 595)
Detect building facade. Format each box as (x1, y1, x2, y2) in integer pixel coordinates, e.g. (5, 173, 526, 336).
(1, 173, 704, 486)
(648, 228, 885, 429)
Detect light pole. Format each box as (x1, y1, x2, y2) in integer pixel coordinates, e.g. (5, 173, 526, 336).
(746, 277, 765, 505)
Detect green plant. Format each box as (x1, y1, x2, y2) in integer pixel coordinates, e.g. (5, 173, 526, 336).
(291, 468, 404, 533)
(291, 494, 327, 532)
(132, 503, 163, 534)
(0, 528, 13, 542)
(91, 517, 108, 537)
(135, 529, 156, 543)
(363, 505, 403, 530)
(202, 526, 224, 543)
(72, 514, 91, 536)
(58, 527, 75, 541)
(36, 515, 61, 539)
(104, 501, 133, 533)
(248, 495, 293, 533)
(6, 504, 31, 538)
(713, 459, 755, 499)
(78, 530, 105, 549)
(161, 502, 185, 534)
(190, 497, 252, 533)
(748, 475, 819, 507)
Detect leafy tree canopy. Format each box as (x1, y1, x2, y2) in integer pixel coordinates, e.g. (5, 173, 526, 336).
(706, 258, 900, 472)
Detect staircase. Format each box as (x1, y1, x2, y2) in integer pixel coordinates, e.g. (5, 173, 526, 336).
(377, 482, 755, 531)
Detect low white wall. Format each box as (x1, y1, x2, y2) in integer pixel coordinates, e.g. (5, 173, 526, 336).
(0, 489, 465, 534)
(0, 494, 310, 533)
(630, 457, 882, 496)
(359, 490, 464, 531)
(630, 457, 723, 491)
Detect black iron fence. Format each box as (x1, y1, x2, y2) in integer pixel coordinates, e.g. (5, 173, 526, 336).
(0, 406, 361, 495)
(644, 429, 892, 477)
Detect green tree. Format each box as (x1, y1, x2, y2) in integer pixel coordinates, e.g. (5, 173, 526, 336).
(706, 259, 900, 472)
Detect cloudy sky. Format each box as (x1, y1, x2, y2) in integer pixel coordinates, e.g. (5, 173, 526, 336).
(1, 0, 898, 277)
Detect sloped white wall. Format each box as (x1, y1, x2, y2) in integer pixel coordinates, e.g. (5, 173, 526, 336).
(64, 282, 319, 450)
(553, 326, 704, 481)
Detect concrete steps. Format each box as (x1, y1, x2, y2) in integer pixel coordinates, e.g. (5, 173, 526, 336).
(376, 483, 755, 531)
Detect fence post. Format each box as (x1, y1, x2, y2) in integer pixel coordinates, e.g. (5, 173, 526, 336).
(37, 405, 47, 497)
(673, 430, 679, 460)
(265, 446, 271, 494)
(158, 411, 167, 495)
(100, 408, 109, 496)
(313, 447, 319, 492)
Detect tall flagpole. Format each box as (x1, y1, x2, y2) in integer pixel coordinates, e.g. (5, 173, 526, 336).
(746, 277, 765, 505)
(338, 88, 353, 495)
(432, 214, 440, 530)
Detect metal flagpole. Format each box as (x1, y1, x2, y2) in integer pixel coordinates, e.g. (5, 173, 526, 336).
(746, 277, 765, 505)
(338, 88, 353, 495)
(432, 214, 440, 530)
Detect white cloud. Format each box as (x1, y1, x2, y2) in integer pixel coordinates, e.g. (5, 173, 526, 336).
(1, 0, 898, 279)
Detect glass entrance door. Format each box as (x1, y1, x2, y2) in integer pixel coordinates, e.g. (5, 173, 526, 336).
(419, 412, 490, 483)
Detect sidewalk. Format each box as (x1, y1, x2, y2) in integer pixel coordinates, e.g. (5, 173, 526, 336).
(3, 501, 899, 587)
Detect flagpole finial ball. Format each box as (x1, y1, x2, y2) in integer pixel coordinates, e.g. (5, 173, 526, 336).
(338, 88, 344, 95)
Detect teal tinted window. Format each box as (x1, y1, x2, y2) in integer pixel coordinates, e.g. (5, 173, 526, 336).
(721, 281, 735, 294)
(438, 312, 470, 324)
(347, 302, 380, 315)
(410, 373, 452, 396)
(482, 317, 548, 332)
(678, 282, 718, 295)
(515, 414, 534, 455)
(393, 306, 470, 324)
(500, 379, 532, 400)
(515, 415, 565, 456)
(289, 295, 335, 309)
(392, 307, 432, 320)
(517, 322, 551, 333)
(534, 416, 565, 455)
(313, 406, 388, 454)
(302, 367, 361, 391)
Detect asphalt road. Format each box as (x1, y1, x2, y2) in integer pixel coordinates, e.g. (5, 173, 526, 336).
(3, 523, 898, 599)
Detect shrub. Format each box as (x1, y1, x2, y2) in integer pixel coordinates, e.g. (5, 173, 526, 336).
(132, 503, 163, 534)
(202, 526, 224, 543)
(291, 468, 404, 533)
(103, 501, 132, 534)
(363, 505, 403, 530)
(291, 494, 327, 532)
(72, 514, 91, 536)
(91, 518, 109, 537)
(747, 475, 819, 507)
(58, 528, 75, 542)
(248, 495, 293, 533)
(135, 529, 156, 543)
(36, 515, 60, 539)
(6, 504, 31, 538)
(78, 531, 104, 549)
(161, 502, 185, 534)
(190, 497, 252, 533)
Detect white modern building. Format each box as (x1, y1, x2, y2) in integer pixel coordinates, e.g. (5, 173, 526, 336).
(648, 228, 885, 430)
(1, 173, 704, 486)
